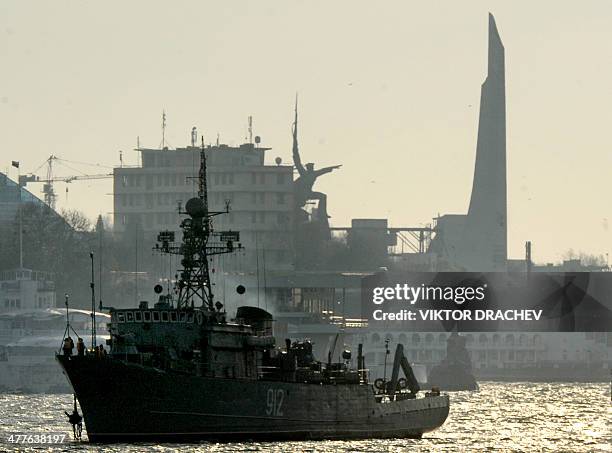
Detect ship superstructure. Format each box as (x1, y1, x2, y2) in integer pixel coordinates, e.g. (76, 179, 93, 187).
(56, 142, 449, 442)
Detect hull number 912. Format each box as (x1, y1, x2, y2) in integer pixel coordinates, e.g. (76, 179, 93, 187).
(265, 388, 285, 416)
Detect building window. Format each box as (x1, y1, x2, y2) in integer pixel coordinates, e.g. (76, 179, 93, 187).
(251, 212, 256, 223)
(259, 173, 266, 184)
(228, 174, 234, 184)
(277, 173, 285, 184)
(142, 153, 153, 167)
(277, 193, 285, 204)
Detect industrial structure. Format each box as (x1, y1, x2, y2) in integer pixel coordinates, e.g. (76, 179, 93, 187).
(18, 155, 113, 210)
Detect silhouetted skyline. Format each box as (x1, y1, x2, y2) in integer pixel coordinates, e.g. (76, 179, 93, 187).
(1, 1, 610, 262)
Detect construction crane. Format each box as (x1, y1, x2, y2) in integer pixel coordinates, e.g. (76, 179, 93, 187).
(19, 155, 113, 210)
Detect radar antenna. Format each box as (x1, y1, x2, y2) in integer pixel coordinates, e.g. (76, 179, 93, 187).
(154, 138, 242, 310)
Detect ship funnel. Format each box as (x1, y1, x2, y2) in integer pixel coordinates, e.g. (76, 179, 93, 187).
(236, 306, 273, 336)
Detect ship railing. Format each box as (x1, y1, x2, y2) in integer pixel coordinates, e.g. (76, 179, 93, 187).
(257, 365, 281, 380)
(358, 367, 370, 384)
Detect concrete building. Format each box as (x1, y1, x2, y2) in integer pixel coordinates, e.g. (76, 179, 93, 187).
(0, 175, 58, 314)
(349, 331, 611, 381)
(0, 172, 47, 227)
(430, 14, 507, 271)
(0, 269, 56, 312)
(113, 142, 295, 271)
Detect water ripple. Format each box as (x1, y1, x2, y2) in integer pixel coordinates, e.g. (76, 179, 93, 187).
(0, 382, 609, 452)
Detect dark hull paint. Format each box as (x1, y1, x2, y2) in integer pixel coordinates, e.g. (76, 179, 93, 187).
(56, 355, 449, 443)
(428, 364, 479, 391)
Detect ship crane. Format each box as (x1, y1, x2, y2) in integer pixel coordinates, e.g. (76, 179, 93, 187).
(19, 155, 113, 209)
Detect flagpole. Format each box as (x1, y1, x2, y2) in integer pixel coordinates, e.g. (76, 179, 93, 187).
(19, 192, 23, 269)
(15, 162, 23, 269)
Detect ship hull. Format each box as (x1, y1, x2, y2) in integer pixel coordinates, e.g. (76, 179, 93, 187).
(56, 355, 449, 442)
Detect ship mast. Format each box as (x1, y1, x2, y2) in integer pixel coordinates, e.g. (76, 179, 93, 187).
(155, 139, 241, 311)
(195, 139, 214, 308)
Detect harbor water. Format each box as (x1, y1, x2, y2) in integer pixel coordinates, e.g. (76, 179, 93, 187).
(0, 382, 609, 452)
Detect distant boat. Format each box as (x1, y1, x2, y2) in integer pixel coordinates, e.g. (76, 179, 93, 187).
(0, 309, 109, 393)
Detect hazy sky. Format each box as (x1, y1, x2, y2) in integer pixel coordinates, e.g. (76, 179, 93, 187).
(1, 1, 610, 263)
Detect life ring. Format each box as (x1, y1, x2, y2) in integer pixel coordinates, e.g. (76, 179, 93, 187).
(374, 378, 385, 390)
(398, 377, 407, 389)
(195, 312, 204, 325)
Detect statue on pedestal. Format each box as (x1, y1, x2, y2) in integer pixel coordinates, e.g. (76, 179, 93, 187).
(291, 97, 341, 229)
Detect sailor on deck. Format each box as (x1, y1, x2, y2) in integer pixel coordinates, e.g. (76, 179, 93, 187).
(76, 338, 85, 356)
(62, 337, 74, 357)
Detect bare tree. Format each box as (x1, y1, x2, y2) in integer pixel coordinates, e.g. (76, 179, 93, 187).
(562, 249, 607, 267)
(61, 209, 92, 232)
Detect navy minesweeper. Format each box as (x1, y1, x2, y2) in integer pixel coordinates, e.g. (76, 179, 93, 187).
(56, 142, 449, 442)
